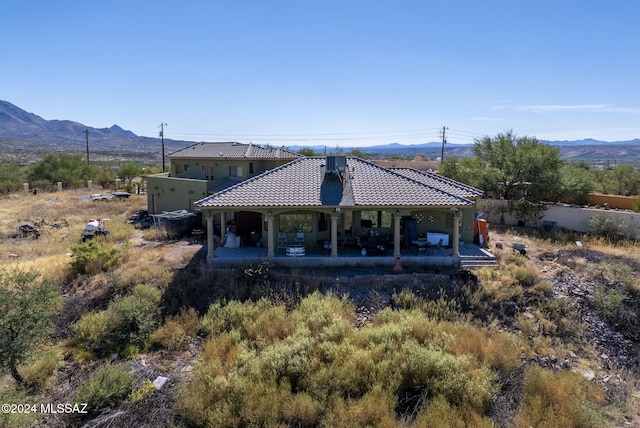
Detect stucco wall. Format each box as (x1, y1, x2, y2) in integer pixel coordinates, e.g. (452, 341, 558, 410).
(147, 174, 208, 214)
(477, 198, 640, 238)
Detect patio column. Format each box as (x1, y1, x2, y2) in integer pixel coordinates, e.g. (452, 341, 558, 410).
(393, 211, 401, 258)
(330, 211, 339, 257)
(220, 211, 226, 244)
(206, 213, 215, 263)
(266, 213, 275, 258)
(452, 210, 460, 260)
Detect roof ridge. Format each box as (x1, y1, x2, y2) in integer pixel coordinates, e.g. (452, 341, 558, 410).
(375, 164, 475, 204)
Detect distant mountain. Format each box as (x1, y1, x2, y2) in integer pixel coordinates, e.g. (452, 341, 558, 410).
(2, 99, 640, 164)
(0, 100, 188, 162)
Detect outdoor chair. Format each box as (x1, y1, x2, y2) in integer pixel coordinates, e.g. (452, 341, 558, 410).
(295, 232, 305, 245)
(277, 232, 288, 248)
(433, 238, 445, 255)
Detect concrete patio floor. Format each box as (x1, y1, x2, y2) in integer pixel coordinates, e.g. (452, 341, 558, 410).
(207, 242, 495, 268)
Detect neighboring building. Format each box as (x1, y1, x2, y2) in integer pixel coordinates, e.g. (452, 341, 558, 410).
(195, 156, 483, 263)
(146, 142, 301, 215)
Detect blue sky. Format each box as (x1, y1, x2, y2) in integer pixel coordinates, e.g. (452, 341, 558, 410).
(2, 1, 640, 146)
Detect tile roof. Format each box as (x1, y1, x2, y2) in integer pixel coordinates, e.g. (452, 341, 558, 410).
(195, 157, 475, 209)
(168, 142, 301, 160)
(390, 168, 484, 198)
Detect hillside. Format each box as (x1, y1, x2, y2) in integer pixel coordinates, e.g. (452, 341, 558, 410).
(3, 100, 640, 164)
(0, 100, 188, 163)
(0, 189, 639, 426)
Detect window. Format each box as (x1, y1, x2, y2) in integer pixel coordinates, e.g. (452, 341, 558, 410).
(184, 164, 190, 172)
(175, 164, 182, 175)
(229, 166, 244, 177)
(202, 165, 213, 180)
(249, 162, 254, 174)
(279, 214, 312, 233)
(360, 210, 392, 228)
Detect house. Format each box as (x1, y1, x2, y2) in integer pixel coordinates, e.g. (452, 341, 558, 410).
(194, 155, 484, 264)
(146, 142, 301, 216)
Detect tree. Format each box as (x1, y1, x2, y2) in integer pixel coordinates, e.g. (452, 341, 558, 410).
(561, 162, 595, 204)
(472, 131, 563, 202)
(0, 162, 25, 194)
(297, 147, 318, 157)
(0, 269, 60, 386)
(118, 162, 143, 192)
(346, 148, 369, 159)
(610, 165, 640, 196)
(29, 152, 96, 188)
(438, 156, 479, 186)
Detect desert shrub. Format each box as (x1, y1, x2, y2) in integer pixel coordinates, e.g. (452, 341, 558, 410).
(178, 294, 527, 426)
(73, 312, 108, 347)
(283, 392, 322, 426)
(69, 240, 123, 275)
(398, 340, 497, 413)
(199, 298, 272, 339)
(590, 286, 628, 321)
(105, 284, 161, 352)
(504, 252, 528, 266)
(75, 362, 134, 415)
(390, 290, 463, 322)
(512, 265, 539, 288)
(414, 394, 494, 428)
(291, 291, 355, 336)
(150, 307, 198, 350)
(0, 388, 37, 427)
(128, 380, 156, 404)
(634, 197, 640, 213)
(531, 280, 554, 297)
(588, 212, 627, 241)
(451, 325, 521, 371)
(20, 348, 60, 389)
(514, 365, 605, 427)
(72, 284, 161, 356)
(323, 386, 397, 428)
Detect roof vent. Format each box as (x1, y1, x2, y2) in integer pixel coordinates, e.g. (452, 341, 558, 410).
(325, 156, 346, 174)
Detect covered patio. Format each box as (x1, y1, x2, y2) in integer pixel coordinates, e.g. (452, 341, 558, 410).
(195, 156, 490, 268)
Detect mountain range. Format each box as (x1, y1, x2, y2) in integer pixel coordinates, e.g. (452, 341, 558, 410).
(2, 100, 640, 164)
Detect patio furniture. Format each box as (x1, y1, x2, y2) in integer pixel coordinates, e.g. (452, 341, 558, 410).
(286, 244, 305, 257)
(412, 239, 430, 255)
(433, 238, 445, 255)
(277, 232, 288, 248)
(295, 232, 305, 245)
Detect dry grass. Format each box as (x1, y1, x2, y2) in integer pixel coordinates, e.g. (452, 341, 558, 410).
(0, 188, 147, 279)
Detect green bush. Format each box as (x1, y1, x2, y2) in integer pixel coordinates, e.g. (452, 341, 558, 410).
(514, 365, 605, 427)
(72, 285, 161, 356)
(588, 212, 627, 241)
(75, 362, 134, 414)
(73, 312, 108, 346)
(69, 240, 123, 276)
(179, 293, 593, 426)
(512, 266, 539, 288)
(150, 308, 198, 350)
(20, 348, 60, 389)
(105, 284, 161, 351)
(128, 380, 156, 404)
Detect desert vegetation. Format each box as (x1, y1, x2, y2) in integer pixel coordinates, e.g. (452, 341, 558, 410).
(0, 188, 639, 427)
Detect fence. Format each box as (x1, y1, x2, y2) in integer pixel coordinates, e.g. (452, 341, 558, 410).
(477, 198, 640, 239)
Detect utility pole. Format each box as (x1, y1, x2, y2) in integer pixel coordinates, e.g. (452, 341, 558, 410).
(83, 129, 90, 165)
(159, 123, 167, 173)
(440, 126, 448, 162)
